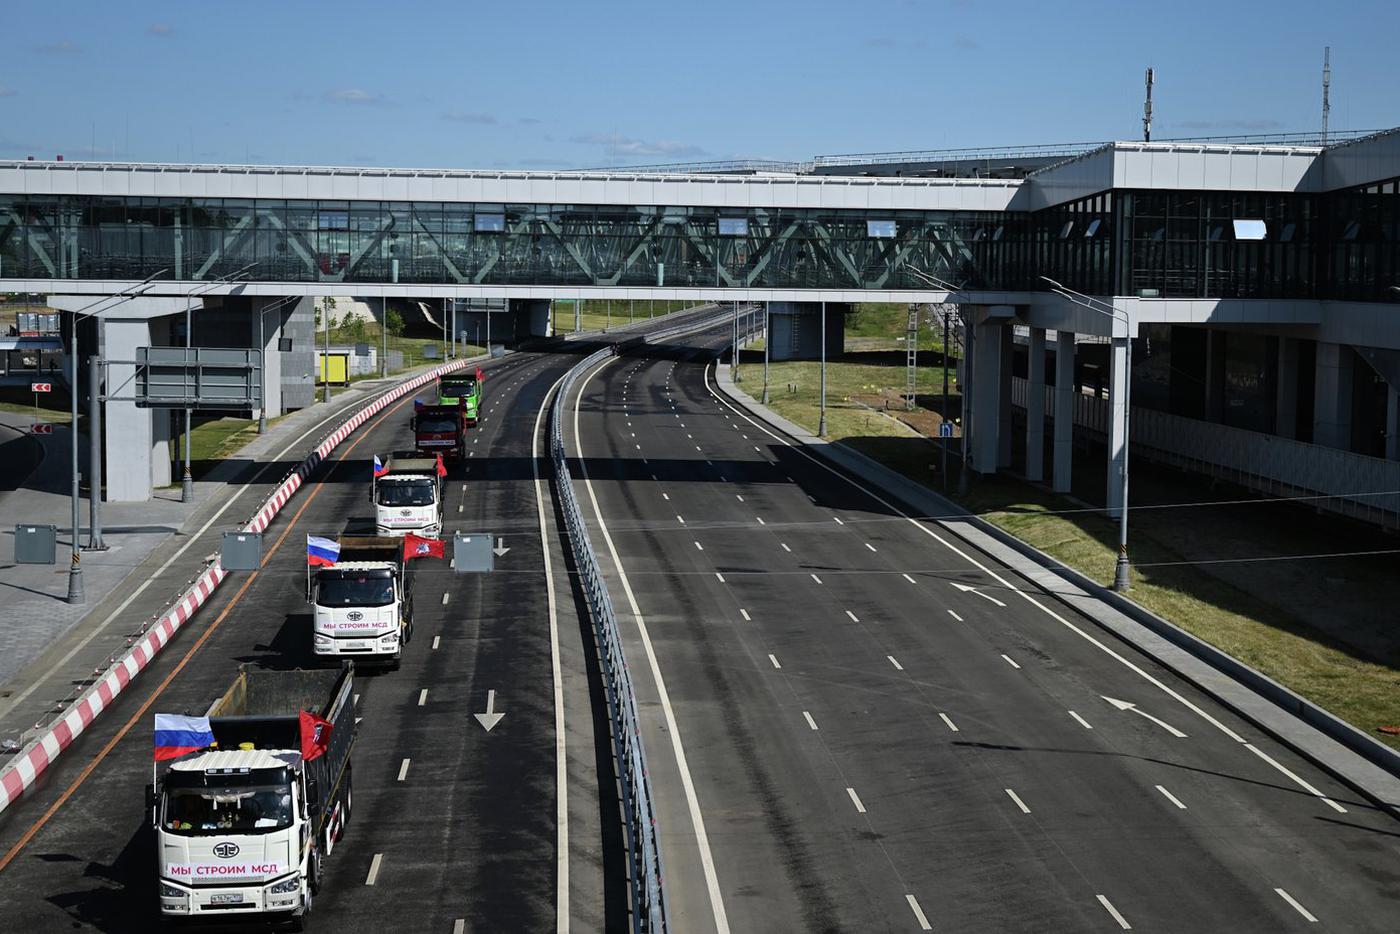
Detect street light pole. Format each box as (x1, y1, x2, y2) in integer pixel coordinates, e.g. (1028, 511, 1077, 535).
(761, 301, 770, 405)
(182, 292, 194, 503)
(818, 301, 827, 437)
(322, 298, 331, 404)
(1041, 276, 1133, 591)
(380, 297, 388, 378)
(732, 302, 740, 382)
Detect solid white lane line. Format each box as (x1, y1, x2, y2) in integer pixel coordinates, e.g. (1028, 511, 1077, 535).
(803, 711, 819, 731)
(947, 610, 963, 621)
(1097, 895, 1131, 930)
(832, 516, 844, 525)
(1155, 785, 1187, 809)
(1001, 654, 1021, 670)
(1275, 888, 1319, 923)
(1005, 788, 1031, 813)
(432, 635, 441, 650)
(417, 689, 428, 706)
(903, 573, 918, 584)
(887, 655, 904, 671)
(938, 712, 959, 732)
(864, 542, 877, 552)
(573, 361, 729, 934)
(1069, 710, 1093, 730)
(441, 592, 450, 605)
(768, 654, 781, 669)
(810, 573, 823, 584)
(906, 895, 933, 931)
(846, 787, 867, 813)
(715, 572, 726, 583)
(397, 759, 411, 782)
(781, 543, 792, 552)
(365, 853, 383, 886)
(739, 609, 751, 621)
(694, 541, 704, 551)
(1244, 744, 1348, 813)
(845, 610, 860, 622)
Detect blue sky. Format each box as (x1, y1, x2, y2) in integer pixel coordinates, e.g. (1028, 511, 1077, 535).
(3, 0, 1397, 169)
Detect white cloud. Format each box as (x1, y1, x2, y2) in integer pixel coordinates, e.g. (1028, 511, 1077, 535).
(571, 133, 708, 159)
(0, 87, 15, 98)
(326, 89, 386, 105)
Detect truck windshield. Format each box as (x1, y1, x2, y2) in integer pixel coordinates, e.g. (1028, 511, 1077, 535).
(377, 479, 436, 506)
(416, 418, 458, 434)
(440, 380, 475, 398)
(317, 576, 394, 606)
(162, 772, 295, 835)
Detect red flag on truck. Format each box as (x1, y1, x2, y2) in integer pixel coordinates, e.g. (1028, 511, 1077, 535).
(475, 366, 484, 382)
(299, 710, 333, 762)
(435, 452, 447, 478)
(403, 533, 446, 561)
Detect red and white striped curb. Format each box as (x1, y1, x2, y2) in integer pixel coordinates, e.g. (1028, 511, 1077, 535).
(0, 358, 472, 813)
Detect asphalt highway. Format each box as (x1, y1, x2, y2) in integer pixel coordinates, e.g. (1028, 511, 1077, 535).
(0, 346, 597, 932)
(566, 325, 1400, 934)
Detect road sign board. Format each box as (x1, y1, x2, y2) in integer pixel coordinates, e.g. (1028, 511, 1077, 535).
(30, 382, 52, 393)
(30, 424, 52, 435)
(938, 422, 954, 438)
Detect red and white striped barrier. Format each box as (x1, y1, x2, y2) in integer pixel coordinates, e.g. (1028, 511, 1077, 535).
(0, 357, 473, 813)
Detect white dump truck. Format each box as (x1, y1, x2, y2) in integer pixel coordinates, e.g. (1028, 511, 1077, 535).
(152, 664, 356, 929)
(308, 535, 414, 669)
(373, 456, 442, 537)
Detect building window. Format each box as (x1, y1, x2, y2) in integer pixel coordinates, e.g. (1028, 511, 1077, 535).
(474, 213, 505, 233)
(867, 219, 897, 238)
(1233, 219, 1267, 240)
(1083, 218, 1101, 238)
(718, 217, 748, 236)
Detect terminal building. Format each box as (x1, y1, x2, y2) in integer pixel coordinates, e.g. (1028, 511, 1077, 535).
(1, 127, 1398, 516)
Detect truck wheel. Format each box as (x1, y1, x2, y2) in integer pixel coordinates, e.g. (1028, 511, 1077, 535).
(308, 846, 323, 895)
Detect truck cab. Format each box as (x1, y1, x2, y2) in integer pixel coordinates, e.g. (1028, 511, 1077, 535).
(309, 538, 413, 667)
(438, 374, 482, 426)
(373, 457, 442, 537)
(154, 666, 355, 928)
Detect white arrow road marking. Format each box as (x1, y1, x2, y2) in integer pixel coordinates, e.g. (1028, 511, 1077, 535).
(493, 536, 510, 556)
(474, 689, 505, 732)
(1102, 696, 1187, 738)
(950, 581, 1007, 606)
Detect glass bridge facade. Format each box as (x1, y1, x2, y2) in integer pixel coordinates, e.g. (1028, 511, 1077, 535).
(0, 194, 1015, 291)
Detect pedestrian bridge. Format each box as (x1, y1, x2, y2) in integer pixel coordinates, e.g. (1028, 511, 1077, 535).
(0, 160, 1016, 302)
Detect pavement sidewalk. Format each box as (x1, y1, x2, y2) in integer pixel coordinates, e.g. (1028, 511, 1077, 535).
(713, 363, 1400, 816)
(0, 361, 474, 750)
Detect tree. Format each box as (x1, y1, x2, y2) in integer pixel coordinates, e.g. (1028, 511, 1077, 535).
(385, 309, 405, 337)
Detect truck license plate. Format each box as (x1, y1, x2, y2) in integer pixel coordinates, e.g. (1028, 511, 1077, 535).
(210, 893, 244, 905)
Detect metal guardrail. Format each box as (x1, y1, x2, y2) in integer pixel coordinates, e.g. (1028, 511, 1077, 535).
(547, 307, 733, 933)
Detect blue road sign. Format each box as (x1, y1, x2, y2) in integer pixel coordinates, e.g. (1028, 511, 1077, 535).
(939, 422, 954, 438)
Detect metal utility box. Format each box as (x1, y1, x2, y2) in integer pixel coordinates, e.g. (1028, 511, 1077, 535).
(14, 523, 57, 564)
(220, 531, 263, 571)
(452, 532, 494, 574)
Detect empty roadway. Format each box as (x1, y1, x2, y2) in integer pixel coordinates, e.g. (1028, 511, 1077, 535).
(566, 324, 1400, 933)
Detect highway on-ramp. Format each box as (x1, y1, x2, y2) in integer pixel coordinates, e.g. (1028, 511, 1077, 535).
(564, 324, 1400, 934)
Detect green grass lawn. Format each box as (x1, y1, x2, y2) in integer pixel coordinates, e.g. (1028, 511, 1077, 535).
(749, 341, 1400, 751)
(550, 299, 695, 335)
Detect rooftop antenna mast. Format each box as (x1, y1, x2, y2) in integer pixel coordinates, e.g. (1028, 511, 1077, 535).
(1321, 47, 1331, 144)
(1143, 67, 1154, 142)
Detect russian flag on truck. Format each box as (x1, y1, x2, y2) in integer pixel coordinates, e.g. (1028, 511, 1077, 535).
(153, 713, 215, 761)
(307, 535, 340, 567)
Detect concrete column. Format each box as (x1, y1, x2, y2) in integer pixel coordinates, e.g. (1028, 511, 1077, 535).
(998, 324, 1013, 469)
(252, 298, 285, 420)
(1312, 341, 1354, 451)
(1386, 384, 1400, 461)
(1276, 336, 1299, 439)
(1053, 330, 1075, 492)
(970, 318, 1004, 475)
(766, 302, 847, 360)
(1025, 327, 1046, 481)
(1107, 336, 1129, 519)
(102, 317, 158, 502)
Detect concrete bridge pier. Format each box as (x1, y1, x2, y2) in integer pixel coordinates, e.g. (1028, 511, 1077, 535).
(764, 302, 848, 361)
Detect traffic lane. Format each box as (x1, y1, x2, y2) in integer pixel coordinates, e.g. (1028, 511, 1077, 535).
(574, 355, 919, 933)
(681, 354, 1400, 926)
(309, 350, 573, 933)
(0, 352, 561, 930)
(0, 387, 423, 931)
